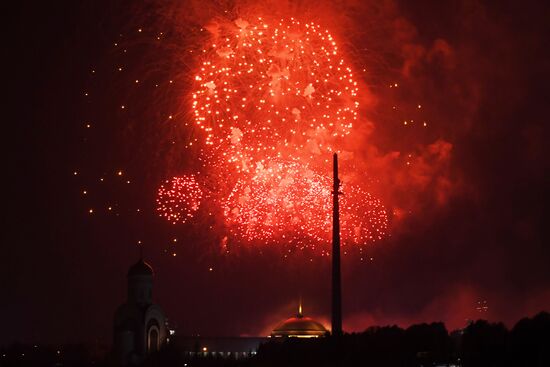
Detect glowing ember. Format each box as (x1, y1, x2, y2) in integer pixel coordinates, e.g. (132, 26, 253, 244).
(157, 176, 203, 224)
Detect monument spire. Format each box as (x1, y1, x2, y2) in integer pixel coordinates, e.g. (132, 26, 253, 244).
(332, 153, 342, 336)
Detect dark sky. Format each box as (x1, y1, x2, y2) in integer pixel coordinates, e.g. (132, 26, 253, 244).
(4, 0, 549, 346)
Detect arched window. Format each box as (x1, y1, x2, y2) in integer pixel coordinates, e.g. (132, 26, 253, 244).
(148, 327, 159, 353)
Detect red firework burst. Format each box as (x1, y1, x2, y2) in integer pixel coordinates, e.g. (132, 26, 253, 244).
(192, 17, 358, 171)
(223, 159, 387, 252)
(157, 16, 388, 252)
(157, 176, 203, 224)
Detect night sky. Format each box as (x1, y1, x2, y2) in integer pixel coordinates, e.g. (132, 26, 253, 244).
(4, 0, 549, 346)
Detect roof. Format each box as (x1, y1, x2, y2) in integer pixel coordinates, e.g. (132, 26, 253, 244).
(127, 259, 153, 277)
(271, 315, 329, 337)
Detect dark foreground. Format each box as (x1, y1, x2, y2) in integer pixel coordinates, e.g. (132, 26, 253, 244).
(2, 312, 549, 367)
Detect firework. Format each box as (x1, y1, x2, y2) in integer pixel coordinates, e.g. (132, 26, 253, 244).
(339, 185, 388, 244)
(222, 158, 387, 252)
(223, 159, 332, 245)
(192, 17, 358, 172)
(157, 175, 203, 224)
(157, 16, 387, 251)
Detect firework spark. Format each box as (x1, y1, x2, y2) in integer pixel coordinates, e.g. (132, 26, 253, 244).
(156, 16, 387, 252)
(192, 17, 358, 171)
(222, 159, 388, 253)
(157, 175, 203, 224)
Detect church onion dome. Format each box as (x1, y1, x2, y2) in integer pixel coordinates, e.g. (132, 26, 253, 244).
(271, 303, 329, 338)
(128, 258, 154, 277)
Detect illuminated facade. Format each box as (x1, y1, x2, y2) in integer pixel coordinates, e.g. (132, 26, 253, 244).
(113, 259, 168, 366)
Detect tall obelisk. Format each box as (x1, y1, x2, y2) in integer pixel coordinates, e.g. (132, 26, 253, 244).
(332, 153, 342, 336)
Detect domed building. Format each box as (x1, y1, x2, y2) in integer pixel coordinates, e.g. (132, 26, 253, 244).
(113, 258, 168, 365)
(271, 303, 329, 338)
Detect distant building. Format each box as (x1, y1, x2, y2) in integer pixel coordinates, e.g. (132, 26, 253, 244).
(271, 302, 329, 338)
(113, 258, 168, 366)
(111, 263, 329, 363)
(174, 336, 267, 359)
(171, 302, 327, 359)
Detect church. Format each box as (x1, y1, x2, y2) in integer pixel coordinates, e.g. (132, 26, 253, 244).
(113, 258, 168, 365)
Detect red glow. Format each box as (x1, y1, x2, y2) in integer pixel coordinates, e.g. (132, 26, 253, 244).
(158, 16, 388, 252)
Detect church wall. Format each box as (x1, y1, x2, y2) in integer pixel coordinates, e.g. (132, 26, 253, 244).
(127, 274, 153, 305)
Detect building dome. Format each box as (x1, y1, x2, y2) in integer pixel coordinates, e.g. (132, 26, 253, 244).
(115, 258, 167, 366)
(271, 304, 329, 338)
(128, 259, 153, 277)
